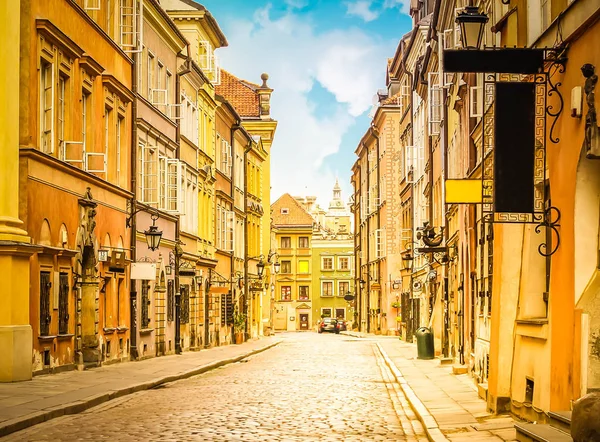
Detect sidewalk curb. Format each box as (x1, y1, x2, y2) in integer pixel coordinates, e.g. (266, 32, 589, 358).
(377, 343, 450, 442)
(0, 341, 280, 438)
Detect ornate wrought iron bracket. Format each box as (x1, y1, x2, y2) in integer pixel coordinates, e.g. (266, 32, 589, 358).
(545, 45, 568, 144)
(535, 206, 561, 257)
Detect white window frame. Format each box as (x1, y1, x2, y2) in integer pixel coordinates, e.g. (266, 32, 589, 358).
(40, 59, 54, 154)
(338, 281, 350, 297)
(321, 257, 334, 271)
(116, 115, 123, 185)
(321, 307, 333, 318)
(470, 85, 484, 118)
(428, 72, 442, 136)
(374, 229, 385, 259)
(140, 140, 158, 205)
(57, 75, 65, 149)
(119, 0, 143, 53)
(84, 0, 101, 10)
(338, 256, 350, 271)
(321, 281, 334, 297)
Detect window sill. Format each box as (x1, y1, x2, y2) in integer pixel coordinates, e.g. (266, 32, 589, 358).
(57, 333, 74, 340)
(139, 328, 154, 335)
(278, 299, 293, 302)
(103, 327, 117, 334)
(38, 335, 56, 341)
(116, 326, 129, 333)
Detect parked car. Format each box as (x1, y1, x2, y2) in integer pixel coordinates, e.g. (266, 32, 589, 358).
(318, 318, 339, 334)
(336, 319, 347, 331)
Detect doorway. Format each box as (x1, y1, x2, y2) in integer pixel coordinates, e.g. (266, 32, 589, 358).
(299, 313, 309, 330)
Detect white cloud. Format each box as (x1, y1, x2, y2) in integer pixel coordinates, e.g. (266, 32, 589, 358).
(345, 0, 380, 22)
(383, 0, 411, 15)
(216, 5, 393, 207)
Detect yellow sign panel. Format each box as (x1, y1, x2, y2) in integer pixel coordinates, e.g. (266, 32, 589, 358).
(445, 179, 483, 204)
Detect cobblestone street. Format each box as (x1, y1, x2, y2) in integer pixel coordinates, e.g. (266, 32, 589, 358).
(3, 334, 426, 442)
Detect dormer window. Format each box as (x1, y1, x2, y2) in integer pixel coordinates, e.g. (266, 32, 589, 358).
(281, 208, 289, 214)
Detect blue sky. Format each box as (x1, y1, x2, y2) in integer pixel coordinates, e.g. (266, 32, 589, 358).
(202, 0, 412, 208)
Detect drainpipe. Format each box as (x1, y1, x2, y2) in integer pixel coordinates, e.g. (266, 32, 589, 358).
(231, 122, 242, 340)
(373, 125, 381, 333)
(129, 50, 139, 361)
(174, 54, 191, 355)
(243, 140, 253, 339)
(364, 142, 371, 334)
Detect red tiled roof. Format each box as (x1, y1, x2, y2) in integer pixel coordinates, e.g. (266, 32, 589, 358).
(216, 69, 260, 118)
(271, 194, 315, 227)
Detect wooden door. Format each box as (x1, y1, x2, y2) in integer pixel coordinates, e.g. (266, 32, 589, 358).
(299, 313, 309, 330)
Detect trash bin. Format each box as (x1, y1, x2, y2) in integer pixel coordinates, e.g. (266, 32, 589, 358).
(415, 327, 434, 360)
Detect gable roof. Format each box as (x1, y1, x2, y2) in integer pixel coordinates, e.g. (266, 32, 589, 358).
(215, 69, 260, 118)
(271, 193, 315, 227)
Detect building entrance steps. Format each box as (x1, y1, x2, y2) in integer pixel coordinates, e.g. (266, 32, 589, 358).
(0, 338, 280, 438)
(374, 337, 520, 441)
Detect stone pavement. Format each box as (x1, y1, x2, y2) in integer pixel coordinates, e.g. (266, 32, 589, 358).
(344, 332, 518, 442)
(0, 338, 279, 438)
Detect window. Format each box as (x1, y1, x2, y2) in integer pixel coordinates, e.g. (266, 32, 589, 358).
(147, 52, 154, 99)
(167, 280, 174, 322)
(281, 286, 291, 301)
(40, 60, 54, 153)
(104, 107, 111, 170)
(116, 116, 123, 186)
(216, 204, 235, 252)
(322, 257, 333, 271)
(181, 284, 190, 324)
(321, 281, 333, 297)
(299, 286, 310, 300)
(40, 271, 52, 336)
(181, 90, 198, 144)
(298, 260, 309, 274)
(321, 308, 332, 318)
(139, 140, 184, 213)
(335, 308, 345, 320)
(181, 171, 199, 234)
(281, 208, 289, 215)
(218, 136, 232, 177)
(57, 75, 66, 149)
(119, 0, 141, 52)
(338, 257, 350, 271)
(298, 237, 309, 248)
(58, 272, 69, 334)
(141, 280, 150, 328)
(338, 281, 350, 297)
(281, 237, 291, 249)
(281, 260, 292, 274)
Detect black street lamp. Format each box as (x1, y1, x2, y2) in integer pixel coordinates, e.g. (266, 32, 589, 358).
(256, 259, 265, 278)
(144, 213, 163, 251)
(455, 6, 489, 50)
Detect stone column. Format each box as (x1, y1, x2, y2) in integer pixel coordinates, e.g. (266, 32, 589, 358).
(0, 3, 37, 382)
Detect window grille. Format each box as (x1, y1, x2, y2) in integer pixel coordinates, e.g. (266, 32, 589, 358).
(181, 284, 190, 324)
(141, 280, 150, 328)
(167, 279, 174, 322)
(40, 271, 52, 336)
(84, 0, 101, 10)
(58, 272, 69, 334)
